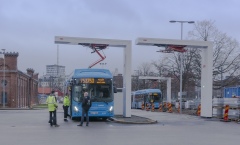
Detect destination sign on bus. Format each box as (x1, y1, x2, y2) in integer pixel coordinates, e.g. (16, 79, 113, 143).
(96, 78, 106, 84)
(80, 78, 106, 84)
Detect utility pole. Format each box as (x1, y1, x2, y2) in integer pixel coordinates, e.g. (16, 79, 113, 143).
(57, 45, 59, 91)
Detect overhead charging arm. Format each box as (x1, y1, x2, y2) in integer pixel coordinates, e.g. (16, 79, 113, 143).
(88, 44, 107, 68)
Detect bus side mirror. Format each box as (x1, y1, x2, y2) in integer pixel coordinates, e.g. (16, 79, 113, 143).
(113, 87, 117, 93)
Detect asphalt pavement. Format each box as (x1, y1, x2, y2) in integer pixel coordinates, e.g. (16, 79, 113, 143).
(0, 106, 158, 124)
(1, 107, 240, 145)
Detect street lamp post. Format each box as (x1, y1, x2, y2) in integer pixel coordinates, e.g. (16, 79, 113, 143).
(169, 20, 195, 114)
(134, 70, 139, 90)
(1, 49, 6, 108)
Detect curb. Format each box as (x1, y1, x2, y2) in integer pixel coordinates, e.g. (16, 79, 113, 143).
(110, 116, 158, 124)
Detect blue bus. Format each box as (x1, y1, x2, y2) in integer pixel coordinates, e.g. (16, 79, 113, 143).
(67, 68, 117, 120)
(131, 89, 162, 109)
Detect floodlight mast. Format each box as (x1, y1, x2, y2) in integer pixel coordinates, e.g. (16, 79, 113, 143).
(169, 20, 195, 114)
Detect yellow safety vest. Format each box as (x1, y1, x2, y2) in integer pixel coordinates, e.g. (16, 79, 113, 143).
(46, 96, 57, 111)
(63, 96, 70, 106)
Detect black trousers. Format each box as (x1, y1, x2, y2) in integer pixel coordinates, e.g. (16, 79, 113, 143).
(49, 110, 57, 125)
(80, 108, 89, 125)
(63, 106, 69, 119)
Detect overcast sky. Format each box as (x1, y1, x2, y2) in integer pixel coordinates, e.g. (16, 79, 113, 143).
(0, 0, 239, 76)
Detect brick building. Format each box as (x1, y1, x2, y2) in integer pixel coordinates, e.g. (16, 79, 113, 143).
(0, 52, 38, 108)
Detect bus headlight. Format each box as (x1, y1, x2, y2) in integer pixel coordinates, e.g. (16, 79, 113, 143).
(109, 106, 113, 112)
(74, 106, 79, 112)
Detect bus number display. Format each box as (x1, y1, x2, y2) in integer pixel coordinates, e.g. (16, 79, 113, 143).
(80, 78, 94, 84)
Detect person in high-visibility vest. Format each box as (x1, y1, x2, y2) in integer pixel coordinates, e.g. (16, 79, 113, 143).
(63, 93, 70, 122)
(46, 90, 59, 127)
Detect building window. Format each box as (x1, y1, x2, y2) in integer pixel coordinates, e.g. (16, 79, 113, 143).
(1, 92, 7, 104)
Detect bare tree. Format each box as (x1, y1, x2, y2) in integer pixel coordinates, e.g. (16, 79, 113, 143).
(137, 62, 154, 76)
(135, 62, 156, 90)
(152, 20, 240, 98)
(152, 48, 198, 98)
(188, 20, 240, 89)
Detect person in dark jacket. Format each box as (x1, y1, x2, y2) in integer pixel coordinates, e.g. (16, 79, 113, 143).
(77, 92, 92, 126)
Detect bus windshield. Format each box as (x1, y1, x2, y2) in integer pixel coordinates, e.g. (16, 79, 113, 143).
(153, 93, 161, 101)
(72, 83, 113, 103)
(149, 93, 161, 102)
